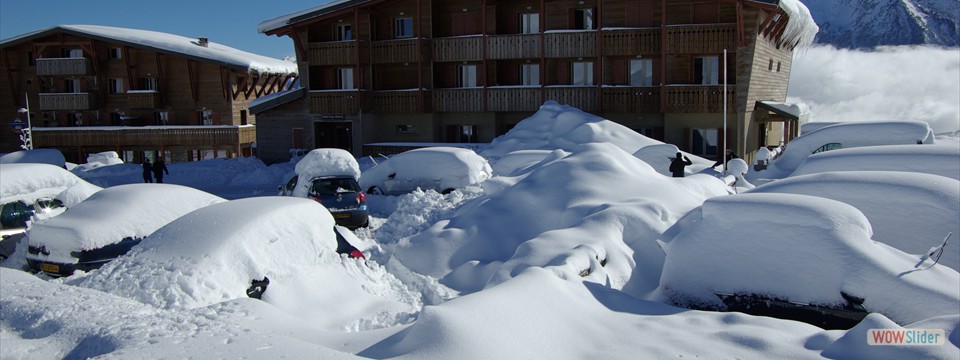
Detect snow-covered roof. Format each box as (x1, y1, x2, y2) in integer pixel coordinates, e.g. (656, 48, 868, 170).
(757, 100, 810, 122)
(0, 25, 297, 75)
(773, 0, 819, 49)
(259, 0, 361, 34)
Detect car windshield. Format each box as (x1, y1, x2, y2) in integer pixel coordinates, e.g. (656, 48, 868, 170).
(310, 178, 360, 195)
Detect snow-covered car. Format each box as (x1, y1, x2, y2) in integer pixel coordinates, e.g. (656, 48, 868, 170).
(77, 196, 420, 330)
(25, 183, 225, 277)
(658, 193, 959, 329)
(361, 147, 492, 195)
(279, 148, 369, 229)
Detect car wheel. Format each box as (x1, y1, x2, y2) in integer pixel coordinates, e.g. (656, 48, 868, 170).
(367, 186, 384, 195)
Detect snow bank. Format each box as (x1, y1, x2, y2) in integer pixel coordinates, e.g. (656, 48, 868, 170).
(76, 197, 420, 331)
(791, 143, 960, 180)
(292, 148, 362, 198)
(26, 184, 225, 263)
(632, 143, 715, 177)
(0, 149, 66, 167)
(0, 163, 97, 206)
(359, 147, 492, 195)
(659, 193, 960, 325)
(750, 171, 960, 271)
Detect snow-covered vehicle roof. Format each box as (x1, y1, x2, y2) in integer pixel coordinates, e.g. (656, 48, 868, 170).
(0, 163, 100, 207)
(26, 184, 225, 263)
(289, 148, 362, 198)
(790, 143, 960, 180)
(749, 171, 960, 271)
(0, 149, 66, 168)
(360, 147, 492, 195)
(759, 121, 935, 177)
(77, 196, 420, 330)
(658, 193, 959, 325)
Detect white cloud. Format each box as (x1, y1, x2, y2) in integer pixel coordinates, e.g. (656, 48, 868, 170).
(787, 45, 960, 133)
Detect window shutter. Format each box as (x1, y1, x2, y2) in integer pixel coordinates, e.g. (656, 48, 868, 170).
(506, 13, 519, 34)
(213, 113, 222, 126)
(568, 9, 576, 29)
(612, 59, 626, 85)
(443, 64, 458, 88)
(556, 61, 570, 85)
(323, 67, 336, 89)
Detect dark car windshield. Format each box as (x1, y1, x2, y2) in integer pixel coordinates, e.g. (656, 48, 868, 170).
(310, 178, 360, 195)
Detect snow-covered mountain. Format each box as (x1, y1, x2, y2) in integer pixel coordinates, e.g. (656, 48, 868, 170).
(803, 0, 959, 48)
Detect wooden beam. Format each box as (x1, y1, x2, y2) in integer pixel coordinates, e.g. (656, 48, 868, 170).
(757, 10, 777, 37)
(187, 59, 199, 103)
(220, 67, 231, 101)
(736, 0, 746, 47)
(256, 74, 276, 97)
(244, 74, 259, 99)
(286, 75, 299, 91)
(291, 28, 309, 63)
(232, 75, 248, 100)
(155, 53, 166, 99)
(123, 46, 133, 92)
(2, 49, 19, 107)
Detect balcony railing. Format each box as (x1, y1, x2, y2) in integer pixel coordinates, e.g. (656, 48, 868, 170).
(602, 28, 661, 56)
(365, 90, 429, 113)
(602, 87, 661, 113)
(664, 85, 736, 113)
(544, 87, 597, 112)
(433, 36, 483, 62)
(31, 126, 255, 148)
(486, 87, 541, 112)
(666, 24, 737, 54)
(309, 41, 365, 66)
(370, 39, 427, 64)
(433, 88, 483, 112)
(38, 93, 97, 111)
(35, 58, 92, 76)
(127, 91, 160, 109)
(544, 31, 596, 58)
(309, 90, 360, 114)
(486, 34, 541, 59)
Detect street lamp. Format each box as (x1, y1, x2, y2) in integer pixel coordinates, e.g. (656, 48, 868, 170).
(17, 93, 32, 150)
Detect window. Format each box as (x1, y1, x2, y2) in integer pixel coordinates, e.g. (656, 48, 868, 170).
(812, 143, 842, 154)
(520, 13, 539, 34)
(572, 62, 593, 86)
(109, 47, 122, 59)
(447, 125, 478, 143)
(694, 56, 719, 85)
(142, 77, 158, 91)
(199, 109, 213, 125)
(64, 49, 83, 58)
(395, 17, 414, 38)
(67, 113, 83, 126)
(156, 111, 169, 125)
(459, 65, 477, 88)
(690, 128, 719, 157)
(574, 9, 594, 30)
(396, 124, 417, 134)
(336, 23, 353, 41)
(768, 59, 774, 71)
(521, 64, 540, 86)
(629, 59, 653, 86)
(65, 78, 81, 93)
(108, 78, 124, 94)
(337, 68, 354, 89)
(777, 62, 781, 72)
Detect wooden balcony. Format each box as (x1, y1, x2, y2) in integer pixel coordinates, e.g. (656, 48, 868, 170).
(309, 90, 360, 114)
(31, 126, 256, 148)
(38, 93, 97, 111)
(666, 24, 737, 54)
(602, 87, 661, 113)
(544, 31, 596, 58)
(127, 91, 160, 109)
(486, 87, 541, 112)
(433, 88, 483, 112)
(602, 28, 661, 56)
(664, 86, 736, 113)
(486, 34, 541, 59)
(35, 58, 92, 76)
(365, 90, 429, 113)
(309, 41, 365, 66)
(544, 87, 597, 112)
(432, 36, 483, 62)
(370, 39, 428, 64)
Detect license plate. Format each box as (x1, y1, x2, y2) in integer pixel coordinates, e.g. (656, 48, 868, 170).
(332, 213, 350, 219)
(42, 263, 60, 274)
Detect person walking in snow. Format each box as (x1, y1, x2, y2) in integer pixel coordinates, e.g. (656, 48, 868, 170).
(669, 152, 692, 178)
(152, 157, 169, 183)
(711, 148, 740, 170)
(142, 159, 153, 183)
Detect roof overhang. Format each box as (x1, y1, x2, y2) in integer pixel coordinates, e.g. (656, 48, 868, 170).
(249, 87, 306, 115)
(755, 100, 809, 123)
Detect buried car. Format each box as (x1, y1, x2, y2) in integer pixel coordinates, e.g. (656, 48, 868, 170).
(361, 147, 492, 195)
(280, 148, 369, 229)
(75, 196, 420, 330)
(25, 183, 225, 277)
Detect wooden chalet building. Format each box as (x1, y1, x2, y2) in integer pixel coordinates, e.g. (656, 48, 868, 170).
(254, 0, 816, 163)
(0, 25, 299, 164)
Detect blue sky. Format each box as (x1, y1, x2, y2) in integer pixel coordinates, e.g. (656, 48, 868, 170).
(0, 0, 326, 59)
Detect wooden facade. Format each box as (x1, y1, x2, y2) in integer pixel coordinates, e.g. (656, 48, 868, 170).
(0, 26, 298, 163)
(253, 0, 804, 161)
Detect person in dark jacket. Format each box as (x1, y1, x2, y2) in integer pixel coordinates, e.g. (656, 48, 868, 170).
(152, 157, 170, 183)
(712, 148, 740, 170)
(142, 160, 153, 183)
(669, 152, 692, 178)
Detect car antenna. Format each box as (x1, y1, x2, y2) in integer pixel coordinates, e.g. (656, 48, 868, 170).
(913, 232, 951, 270)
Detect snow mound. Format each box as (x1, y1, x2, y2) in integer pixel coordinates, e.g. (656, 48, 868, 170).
(77, 197, 421, 331)
(659, 193, 960, 325)
(790, 143, 960, 180)
(0, 163, 96, 205)
(632, 144, 714, 177)
(0, 149, 66, 167)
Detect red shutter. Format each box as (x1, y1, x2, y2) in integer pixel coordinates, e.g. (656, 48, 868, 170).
(443, 64, 458, 88)
(556, 61, 570, 85)
(213, 113, 222, 126)
(323, 67, 336, 89)
(506, 13, 519, 34)
(568, 9, 576, 29)
(612, 59, 627, 85)
(625, 3, 641, 27)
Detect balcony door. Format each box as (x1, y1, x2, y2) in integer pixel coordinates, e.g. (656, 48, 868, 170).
(519, 13, 539, 34)
(64, 78, 81, 93)
(694, 56, 719, 85)
(335, 23, 353, 41)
